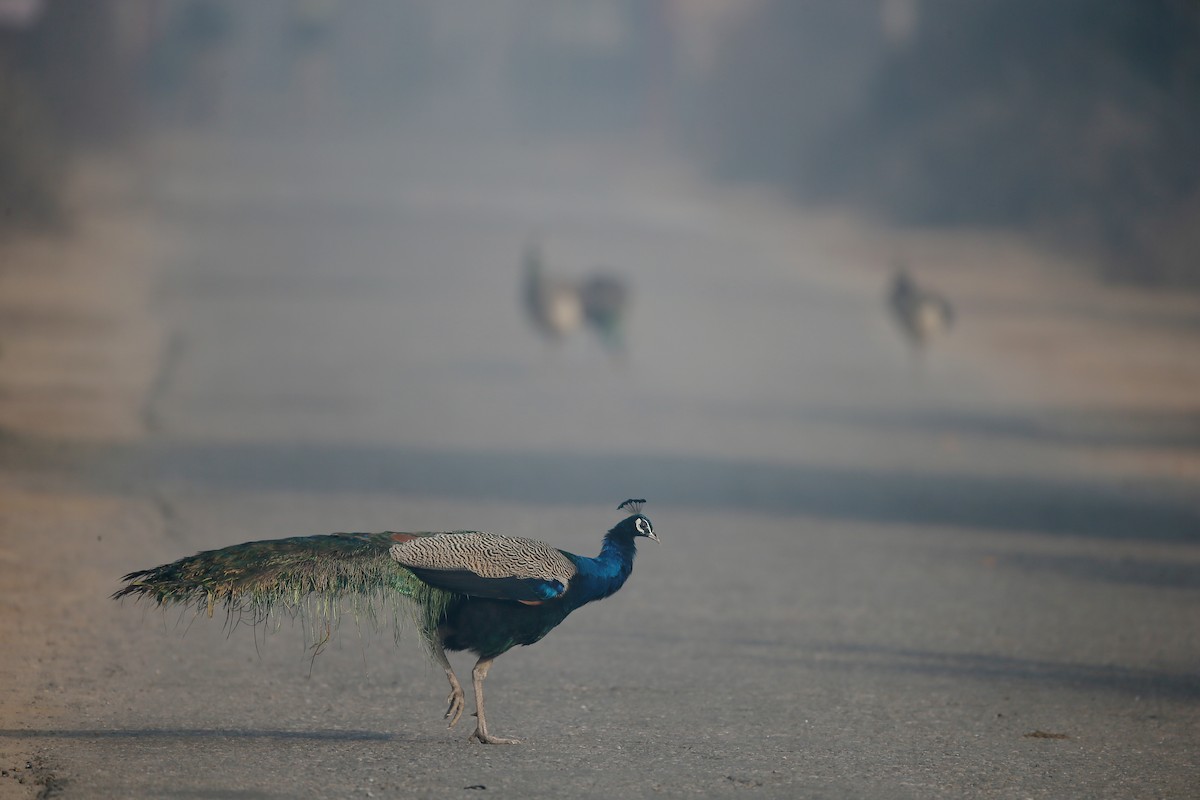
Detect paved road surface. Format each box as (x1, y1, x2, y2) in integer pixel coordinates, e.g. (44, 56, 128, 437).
(2, 122, 1199, 798)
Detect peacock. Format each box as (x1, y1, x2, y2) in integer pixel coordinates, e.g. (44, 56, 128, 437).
(579, 270, 631, 356)
(887, 262, 954, 352)
(521, 240, 583, 343)
(112, 499, 657, 744)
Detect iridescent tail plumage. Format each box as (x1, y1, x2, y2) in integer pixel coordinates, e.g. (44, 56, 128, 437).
(112, 531, 455, 647)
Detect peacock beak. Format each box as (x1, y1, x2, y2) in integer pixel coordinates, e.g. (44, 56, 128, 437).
(645, 529, 660, 543)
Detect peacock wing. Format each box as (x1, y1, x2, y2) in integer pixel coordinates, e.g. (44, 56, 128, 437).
(389, 531, 576, 602)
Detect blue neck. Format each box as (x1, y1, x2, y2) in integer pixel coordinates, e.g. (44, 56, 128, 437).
(568, 533, 638, 607)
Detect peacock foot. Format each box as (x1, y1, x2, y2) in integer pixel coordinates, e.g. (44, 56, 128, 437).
(444, 687, 465, 728)
(469, 726, 520, 745)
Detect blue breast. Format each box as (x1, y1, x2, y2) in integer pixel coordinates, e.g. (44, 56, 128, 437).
(564, 537, 637, 607)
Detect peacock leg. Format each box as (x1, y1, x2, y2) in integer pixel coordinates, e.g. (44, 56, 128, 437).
(431, 637, 465, 728)
(469, 657, 520, 744)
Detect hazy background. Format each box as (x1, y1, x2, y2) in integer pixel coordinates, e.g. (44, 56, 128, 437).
(3, 0, 1200, 285)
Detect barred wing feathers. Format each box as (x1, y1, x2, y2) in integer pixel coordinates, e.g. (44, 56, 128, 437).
(391, 531, 576, 602)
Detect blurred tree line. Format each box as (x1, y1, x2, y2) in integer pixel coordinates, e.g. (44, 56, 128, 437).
(0, 0, 154, 234)
(690, 0, 1200, 286)
(3, 0, 1198, 287)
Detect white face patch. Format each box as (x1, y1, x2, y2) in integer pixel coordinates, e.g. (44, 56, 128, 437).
(635, 518, 652, 537)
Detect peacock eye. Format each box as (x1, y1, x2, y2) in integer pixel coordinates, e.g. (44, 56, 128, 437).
(635, 518, 648, 535)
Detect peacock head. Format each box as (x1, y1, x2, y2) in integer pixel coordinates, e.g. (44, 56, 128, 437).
(615, 498, 658, 543)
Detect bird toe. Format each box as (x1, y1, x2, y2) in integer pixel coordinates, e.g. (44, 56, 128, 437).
(445, 690, 465, 728)
(470, 728, 521, 745)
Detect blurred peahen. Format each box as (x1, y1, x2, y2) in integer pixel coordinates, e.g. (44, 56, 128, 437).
(113, 500, 657, 744)
(579, 270, 631, 356)
(521, 240, 583, 343)
(887, 262, 954, 352)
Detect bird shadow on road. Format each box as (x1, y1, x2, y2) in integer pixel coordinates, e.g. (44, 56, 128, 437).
(0, 728, 399, 742)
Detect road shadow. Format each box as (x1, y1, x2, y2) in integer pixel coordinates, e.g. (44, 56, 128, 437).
(816, 643, 1200, 701)
(985, 550, 1200, 590)
(3, 434, 1197, 544)
(701, 640, 1200, 701)
(74, 439, 1200, 544)
(803, 405, 1200, 452)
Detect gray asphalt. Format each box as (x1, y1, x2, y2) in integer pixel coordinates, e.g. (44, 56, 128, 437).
(16, 123, 1200, 798)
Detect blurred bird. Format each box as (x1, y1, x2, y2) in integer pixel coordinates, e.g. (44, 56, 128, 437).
(887, 263, 954, 351)
(579, 270, 631, 356)
(522, 240, 582, 343)
(113, 500, 657, 745)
